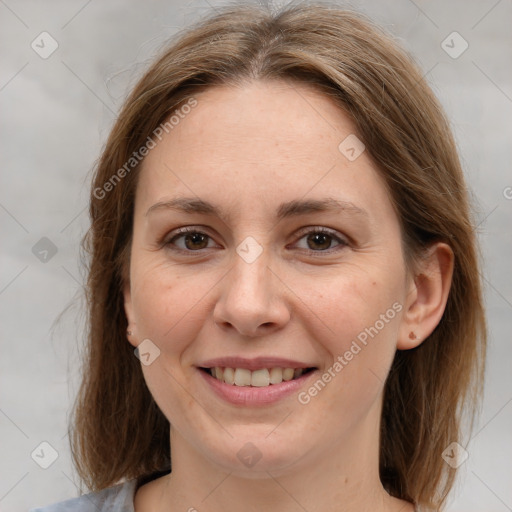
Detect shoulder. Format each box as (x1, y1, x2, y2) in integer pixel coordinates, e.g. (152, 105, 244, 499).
(29, 479, 138, 512)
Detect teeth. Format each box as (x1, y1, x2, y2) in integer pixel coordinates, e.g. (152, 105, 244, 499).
(282, 368, 295, 381)
(223, 367, 235, 385)
(251, 369, 270, 387)
(269, 367, 283, 384)
(210, 366, 308, 387)
(234, 368, 251, 386)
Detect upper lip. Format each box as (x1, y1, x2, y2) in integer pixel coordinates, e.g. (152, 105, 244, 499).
(197, 357, 316, 371)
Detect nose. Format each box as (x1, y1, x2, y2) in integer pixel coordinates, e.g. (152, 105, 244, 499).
(213, 249, 291, 337)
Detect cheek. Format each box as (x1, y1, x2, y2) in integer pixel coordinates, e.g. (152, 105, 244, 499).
(304, 272, 403, 397)
(291, 280, 402, 442)
(129, 262, 216, 424)
(130, 260, 214, 353)
(311, 271, 403, 345)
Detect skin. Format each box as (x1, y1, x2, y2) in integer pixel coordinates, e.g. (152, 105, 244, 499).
(124, 79, 453, 512)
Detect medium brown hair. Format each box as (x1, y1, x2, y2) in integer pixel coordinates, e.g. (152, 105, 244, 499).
(71, 2, 486, 509)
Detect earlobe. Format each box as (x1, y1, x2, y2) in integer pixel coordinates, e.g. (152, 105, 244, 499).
(123, 282, 138, 348)
(397, 242, 454, 350)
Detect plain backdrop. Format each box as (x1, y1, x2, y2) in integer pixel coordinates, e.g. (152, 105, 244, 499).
(1, 0, 511, 511)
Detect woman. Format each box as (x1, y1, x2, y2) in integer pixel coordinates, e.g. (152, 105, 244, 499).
(31, 2, 486, 511)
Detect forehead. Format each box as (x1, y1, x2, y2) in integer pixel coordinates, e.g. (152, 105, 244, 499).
(136, 79, 395, 223)
(166, 79, 355, 159)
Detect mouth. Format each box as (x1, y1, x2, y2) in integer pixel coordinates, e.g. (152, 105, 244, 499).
(199, 366, 317, 387)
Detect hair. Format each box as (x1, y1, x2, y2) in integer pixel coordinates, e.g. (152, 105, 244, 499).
(70, 1, 487, 510)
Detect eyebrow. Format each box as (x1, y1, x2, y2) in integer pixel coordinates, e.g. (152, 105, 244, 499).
(145, 197, 367, 221)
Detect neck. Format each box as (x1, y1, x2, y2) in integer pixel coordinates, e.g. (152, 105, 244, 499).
(151, 408, 412, 512)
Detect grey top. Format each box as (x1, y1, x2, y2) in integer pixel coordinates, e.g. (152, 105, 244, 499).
(30, 478, 419, 511)
(29, 479, 138, 512)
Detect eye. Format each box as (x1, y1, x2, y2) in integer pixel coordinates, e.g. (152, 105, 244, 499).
(164, 226, 348, 254)
(293, 227, 348, 252)
(165, 227, 217, 252)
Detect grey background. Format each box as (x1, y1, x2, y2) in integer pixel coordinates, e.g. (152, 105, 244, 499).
(0, 0, 511, 510)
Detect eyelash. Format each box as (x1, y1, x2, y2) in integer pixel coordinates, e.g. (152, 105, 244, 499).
(163, 226, 349, 255)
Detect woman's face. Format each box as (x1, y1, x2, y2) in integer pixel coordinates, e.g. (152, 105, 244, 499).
(124, 79, 413, 477)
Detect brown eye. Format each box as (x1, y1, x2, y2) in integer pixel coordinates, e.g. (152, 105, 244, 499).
(183, 232, 209, 250)
(294, 228, 348, 252)
(166, 229, 216, 252)
(306, 232, 332, 250)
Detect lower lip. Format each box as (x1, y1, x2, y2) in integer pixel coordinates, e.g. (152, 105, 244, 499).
(197, 368, 317, 406)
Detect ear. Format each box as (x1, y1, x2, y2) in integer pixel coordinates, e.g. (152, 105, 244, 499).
(123, 280, 138, 348)
(397, 242, 454, 350)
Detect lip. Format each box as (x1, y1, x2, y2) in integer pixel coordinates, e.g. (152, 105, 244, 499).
(197, 366, 318, 406)
(197, 356, 314, 371)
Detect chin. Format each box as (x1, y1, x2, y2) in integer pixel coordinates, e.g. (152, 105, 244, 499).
(199, 430, 313, 479)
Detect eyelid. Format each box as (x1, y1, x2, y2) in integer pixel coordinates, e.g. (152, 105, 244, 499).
(294, 225, 347, 241)
(164, 226, 219, 248)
